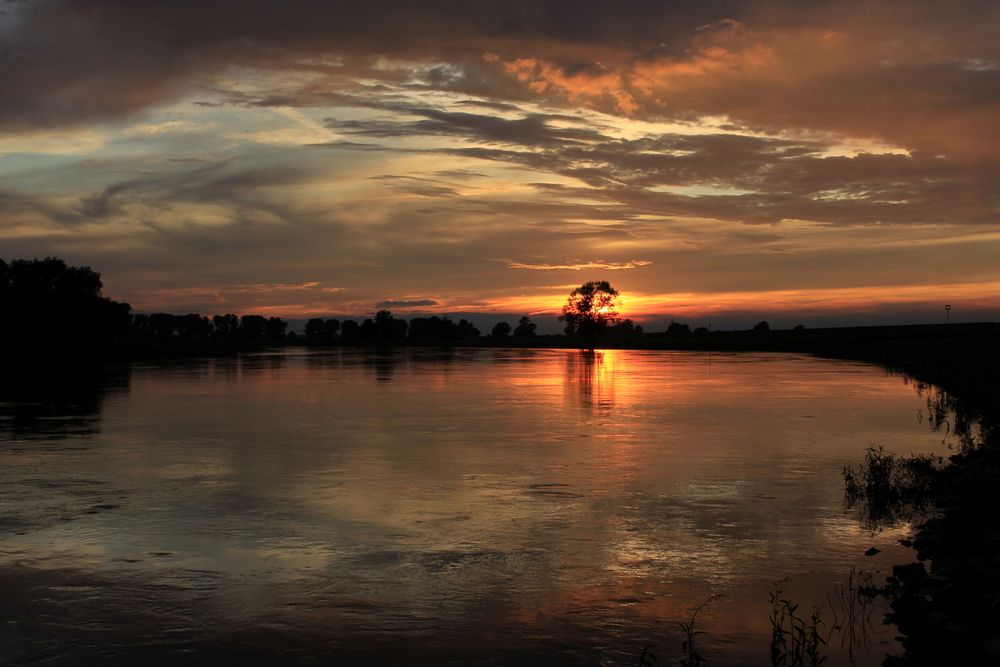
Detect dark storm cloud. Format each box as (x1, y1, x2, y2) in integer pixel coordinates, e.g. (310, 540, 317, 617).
(0, 0, 748, 130)
(3, 1, 993, 146)
(328, 106, 606, 146)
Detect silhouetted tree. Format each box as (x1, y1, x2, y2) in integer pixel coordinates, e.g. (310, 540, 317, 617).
(130, 313, 151, 338)
(340, 319, 360, 342)
(456, 318, 480, 339)
(239, 315, 268, 339)
(0, 257, 131, 345)
(693, 326, 709, 336)
(87, 297, 131, 338)
(149, 313, 177, 341)
(666, 320, 691, 336)
(513, 316, 537, 336)
(305, 318, 326, 340)
(753, 320, 771, 333)
(559, 281, 620, 336)
(265, 317, 287, 340)
(491, 321, 512, 337)
(359, 310, 407, 343)
(176, 313, 212, 341)
(325, 318, 341, 339)
(213, 313, 239, 339)
(409, 315, 457, 341)
(305, 317, 340, 342)
(9, 257, 100, 301)
(607, 318, 643, 337)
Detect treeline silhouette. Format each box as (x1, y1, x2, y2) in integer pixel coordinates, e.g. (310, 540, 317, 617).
(2, 258, 557, 354)
(4, 257, 792, 358)
(130, 312, 288, 343)
(0, 258, 291, 358)
(304, 313, 650, 345)
(1, 257, 131, 345)
(304, 311, 536, 344)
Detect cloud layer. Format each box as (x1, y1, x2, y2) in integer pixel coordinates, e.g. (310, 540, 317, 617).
(1, 1, 998, 325)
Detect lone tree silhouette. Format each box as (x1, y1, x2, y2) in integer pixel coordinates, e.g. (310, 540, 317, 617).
(513, 316, 536, 336)
(491, 321, 512, 337)
(559, 280, 620, 337)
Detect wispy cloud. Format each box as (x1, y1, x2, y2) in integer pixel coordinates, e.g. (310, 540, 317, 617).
(508, 260, 652, 271)
(376, 299, 440, 308)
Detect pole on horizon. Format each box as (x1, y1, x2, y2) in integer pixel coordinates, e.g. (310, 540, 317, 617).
(945, 304, 951, 324)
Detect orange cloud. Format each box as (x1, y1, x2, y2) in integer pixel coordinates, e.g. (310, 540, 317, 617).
(624, 280, 1000, 319)
(508, 260, 652, 271)
(487, 15, 999, 158)
(490, 53, 638, 115)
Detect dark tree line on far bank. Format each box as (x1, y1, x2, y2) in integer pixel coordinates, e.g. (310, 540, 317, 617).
(0, 258, 290, 349)
(1, 257, 131, 346)
(2, 258, 778, 356)
(303, 311, 549, 344)
(0, 258, 550, 351)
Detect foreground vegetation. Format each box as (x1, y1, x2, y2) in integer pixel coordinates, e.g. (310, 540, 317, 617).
(812, 331, 1000, 665)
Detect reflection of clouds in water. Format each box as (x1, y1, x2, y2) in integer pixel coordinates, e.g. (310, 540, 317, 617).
(0, 349, 964, 665)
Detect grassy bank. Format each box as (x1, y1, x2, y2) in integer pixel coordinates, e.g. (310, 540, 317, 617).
(757, 323, 1000, 665)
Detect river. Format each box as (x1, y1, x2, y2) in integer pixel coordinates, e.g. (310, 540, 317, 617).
(0, 349, 957, 665)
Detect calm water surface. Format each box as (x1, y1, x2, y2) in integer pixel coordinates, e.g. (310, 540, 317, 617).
(0, 349, 955, 665)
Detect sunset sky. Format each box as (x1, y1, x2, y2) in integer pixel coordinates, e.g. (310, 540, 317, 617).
(1, 0, 998, 330)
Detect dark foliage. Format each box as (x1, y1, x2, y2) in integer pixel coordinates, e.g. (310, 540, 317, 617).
(213, 313, 239, 338)
(340, 319, 361, 342)
(359, 309, 408, 343)
(666, 320, 691, 336)
(512, 316, 537, 336)
(491, 321, 511, 337)
(305, 317, 340, 343)
(0, 258, 296, 359)
(264, 317, 287, 340)
(559, 281, 620, 336)
(842, 446, 942, 533)
(606, 318, 644, 337)
(0, 257, 131, 348)
(406, 314, 480, 343)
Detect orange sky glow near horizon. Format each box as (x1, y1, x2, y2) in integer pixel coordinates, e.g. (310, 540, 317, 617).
(1, 1, 998, 329)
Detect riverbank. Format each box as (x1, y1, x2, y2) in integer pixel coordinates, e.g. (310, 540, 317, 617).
(703, 322, 999, 665)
